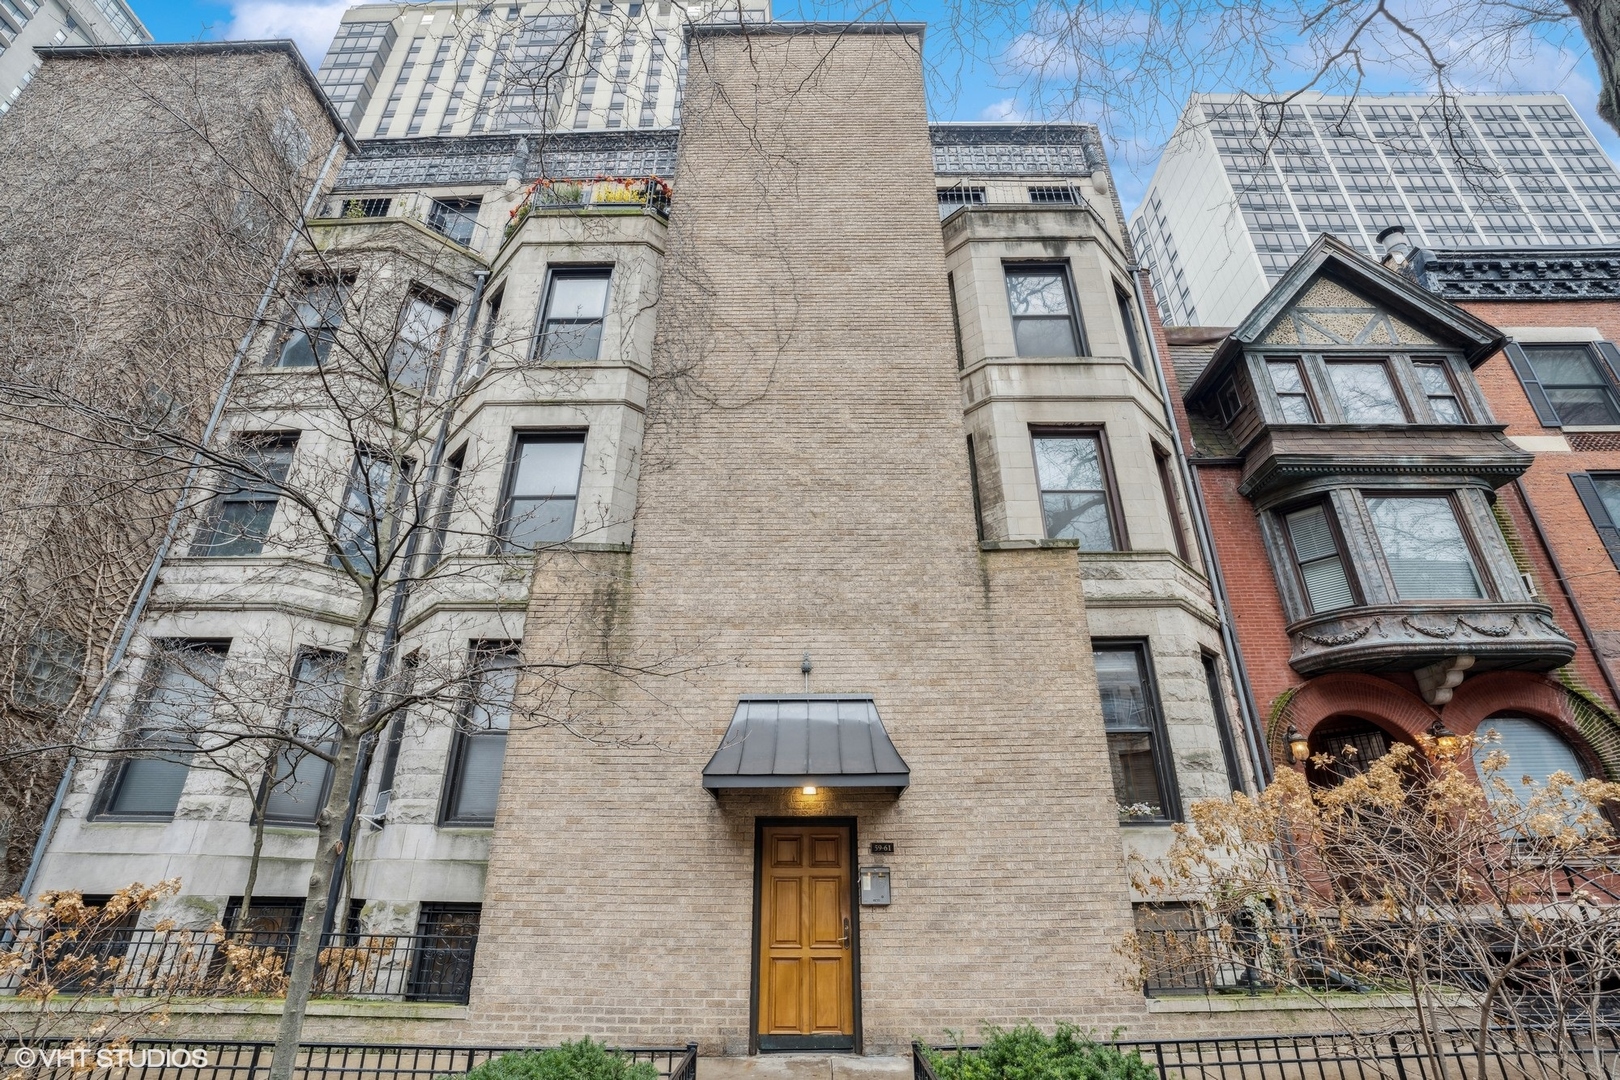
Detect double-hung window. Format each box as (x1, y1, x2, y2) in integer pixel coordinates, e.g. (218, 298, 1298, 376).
(1266, 359, 1316, 422)
(192, 434, 298, 556)
(1327, 360, 1407, 423)
(498, 433, 585, 551)
(1508, 343, 1620, 426)
(98, 641, 227, 819)
(537, 268, 611, 360)
(275, 278, 347, 368)
(331, 451, 407, 575)
(1366, 495, 1485, 599)
(1005, 264, 1085, 357)
(1282, 503, 1355, 613)
(440, 646, 518, 826)
(1095, 643, 1178, 822)
(1032, 431, 1120, 551)
(1414, 360, 1466, 423)
(387, 291, 454, 389)
(262, 651, 343, 825)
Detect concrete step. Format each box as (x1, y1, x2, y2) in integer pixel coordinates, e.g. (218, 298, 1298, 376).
(700, 1054, 911, 1080)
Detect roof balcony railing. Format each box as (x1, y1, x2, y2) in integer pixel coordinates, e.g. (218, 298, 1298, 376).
(504, 175, 672, 243)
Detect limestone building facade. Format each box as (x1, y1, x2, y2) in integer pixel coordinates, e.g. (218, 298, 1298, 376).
(21, 25, 1262, 1054)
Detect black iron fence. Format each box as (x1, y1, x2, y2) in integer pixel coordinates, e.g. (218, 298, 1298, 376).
(916, 1029, 1620, 1080)
(1136, 924, 1371, 997)
(0, 1041, 699, 1080)
(1, 929, 478, 1004)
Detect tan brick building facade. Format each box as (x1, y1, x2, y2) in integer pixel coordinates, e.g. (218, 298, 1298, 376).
(476, 26, 1146, 1053)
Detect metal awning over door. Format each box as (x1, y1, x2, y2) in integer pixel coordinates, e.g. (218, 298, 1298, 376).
(701, 695, 909, 793)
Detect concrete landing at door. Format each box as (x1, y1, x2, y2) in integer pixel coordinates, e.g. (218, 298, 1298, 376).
(699, 1056, 911, 1080)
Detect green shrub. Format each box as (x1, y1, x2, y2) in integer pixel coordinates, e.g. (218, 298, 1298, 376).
(451, 1040, 660, 1080)
(922, 1024, 1154, 1080)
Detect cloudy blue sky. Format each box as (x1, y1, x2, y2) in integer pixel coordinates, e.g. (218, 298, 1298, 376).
(127, 0, 1620, 215)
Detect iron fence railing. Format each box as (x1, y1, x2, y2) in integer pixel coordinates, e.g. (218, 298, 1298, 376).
(0, 929, 479, 1004)
(0, 1041, 699, 1080)
(1136, 924, 1370, 997)
(916, 1028, 1620, 1080)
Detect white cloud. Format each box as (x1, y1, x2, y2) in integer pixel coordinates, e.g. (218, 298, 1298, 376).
(223, 0, 349, 66)
(980, 96, 1028, 122)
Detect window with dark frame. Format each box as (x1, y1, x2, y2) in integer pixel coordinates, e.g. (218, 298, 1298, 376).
(426, 197, 481, 246)
(425, 447, 465, 569)
(1031, 431, 1120, 551)
(1094, 642, 1179, 822)
(936, 186, 985, 218)
(98, 641, 227, 819)
(340, 198, 391, 218)
(966, 435, 986, 542)
(408, 902, 481, 1003)
(387, 290, 454, 390)
(191, 433, 298, 557)
(1266, 359, 1316, 423)
(1215, 378, 1243, 425)
(274, 278, 347, 368)
(440, 646, 518, 826)
(260, 651, 343, 826)
(1508, 342, 1620, 426)
(1004, 264, 1085, 358)
(1571, 472, 1620, 571)
(1282, 503, 1355, 613)
(1365, 494, 1485, 600)
(1028, 185, 1078, 204)
(1327, 359, 1407, 423)
(498, 433, 585, 552)
(478, 287, 504, 366)
(537, 268, 611, 361)
(372, 654, 416, 818)
(1115, 285, 1145, 372)
(331, 451, 407, 575)
(1153, 446, 1191, 561)
(1202, 653, 1246, 796)
(1413, 360, 1467, 423)
(17, 627, 83, 708)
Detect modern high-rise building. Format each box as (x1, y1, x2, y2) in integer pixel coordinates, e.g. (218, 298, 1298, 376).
(1131, 93, 1620, 326)
(0, 0, 149, 114)
(316, 0, 766, 138)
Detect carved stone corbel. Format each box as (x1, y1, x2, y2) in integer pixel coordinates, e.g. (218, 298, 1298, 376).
(1415, 654, 1475, 706)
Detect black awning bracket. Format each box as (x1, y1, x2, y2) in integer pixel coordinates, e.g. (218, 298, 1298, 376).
(701, 694, 910, 795)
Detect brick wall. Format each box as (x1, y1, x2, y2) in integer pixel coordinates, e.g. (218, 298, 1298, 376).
(470, 27, 1151, 1054)
(1459, 298, 1620, 706)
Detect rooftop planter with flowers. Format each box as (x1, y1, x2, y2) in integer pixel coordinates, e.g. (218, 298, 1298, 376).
(504, 175, 673, 243)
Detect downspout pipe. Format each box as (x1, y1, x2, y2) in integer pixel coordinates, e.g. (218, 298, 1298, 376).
(1132, 270, 1272, 790)
(17, 134, 347, 906)
(320, 267, 491, 938)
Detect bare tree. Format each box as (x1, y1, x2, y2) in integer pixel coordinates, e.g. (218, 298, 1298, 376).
(1130, 736, 1620, 1078)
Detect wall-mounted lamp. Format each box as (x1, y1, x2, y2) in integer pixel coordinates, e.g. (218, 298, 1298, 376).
(1286, 724, 1311, 765)
(802, 786, 818, 796)
(1429, 719, 1462, 759)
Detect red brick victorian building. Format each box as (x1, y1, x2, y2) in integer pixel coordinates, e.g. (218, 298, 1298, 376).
(1160, 235, 1620, 791)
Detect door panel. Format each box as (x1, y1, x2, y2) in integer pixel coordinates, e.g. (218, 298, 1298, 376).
(757, 825, 853, 1047)
(771, 880, 802, 946)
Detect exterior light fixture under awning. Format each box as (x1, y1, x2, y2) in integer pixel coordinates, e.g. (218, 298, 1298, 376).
(702, 695, 910, 793)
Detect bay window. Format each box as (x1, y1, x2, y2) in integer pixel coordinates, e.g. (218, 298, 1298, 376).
(1365, 496, 1484, 600)
(1282, 503, 1355, 612)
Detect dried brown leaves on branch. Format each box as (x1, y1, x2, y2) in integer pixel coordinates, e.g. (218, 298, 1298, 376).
(1131, 736, 1620, 1076)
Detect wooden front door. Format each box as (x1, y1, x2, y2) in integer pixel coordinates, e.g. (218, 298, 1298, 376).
(756, 825, 854, 1050)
